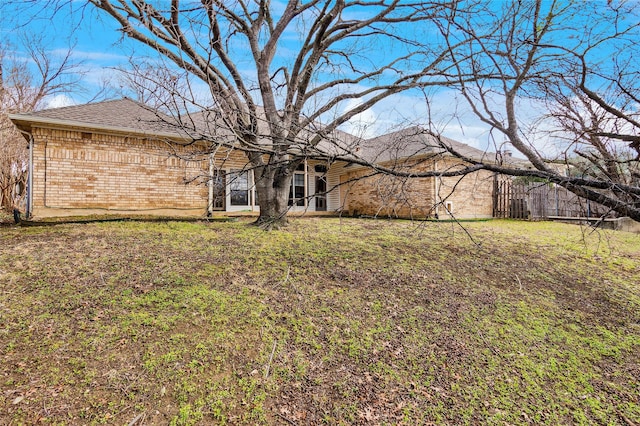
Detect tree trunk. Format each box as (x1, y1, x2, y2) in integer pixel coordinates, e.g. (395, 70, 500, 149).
(1, 182, 12, 212)
(253, 164, 293, 230)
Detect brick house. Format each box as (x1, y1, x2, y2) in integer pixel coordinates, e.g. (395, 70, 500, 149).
(9, 98, 499, 219)
(339, 127, 502, 219)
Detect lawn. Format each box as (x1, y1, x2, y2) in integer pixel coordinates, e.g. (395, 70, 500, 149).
(0, 218, 638, 425)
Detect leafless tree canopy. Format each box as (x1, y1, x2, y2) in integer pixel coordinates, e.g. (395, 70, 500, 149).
(0, 37, 80, 213)
(14, 0, 475, 228)
(439, 0, 640, 221)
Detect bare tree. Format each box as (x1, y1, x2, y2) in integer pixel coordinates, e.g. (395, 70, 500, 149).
(0, 80, 27, 214)
(0, 37, 80, 214)
(15, 0, 479, 228)
(12, 1, 638, 224)
(113, 58, 194, 112)
(439, 0, 640, 221)
(543, 37, 640, 195)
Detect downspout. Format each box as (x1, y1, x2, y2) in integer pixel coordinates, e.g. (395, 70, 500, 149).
(43, 139, 47, 208)
(434, 159, 440, 219)
(16, 129, 34, 218)
(27, 134, 33, 218)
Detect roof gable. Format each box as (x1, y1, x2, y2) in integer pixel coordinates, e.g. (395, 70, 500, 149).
(358, 126, 496, 164)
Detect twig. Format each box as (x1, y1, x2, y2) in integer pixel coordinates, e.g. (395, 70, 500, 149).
(264, 340, 277, 379)
(515, 274, 523, 292)
(620, 412, 638, 426)
(128, 412, 145, 426)
(276, 413, 297, 425)
(477, 330, 500, 356)
(281, 266, 290, 286)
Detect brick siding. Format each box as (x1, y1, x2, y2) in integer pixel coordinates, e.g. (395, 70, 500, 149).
(30, 127, 249, 217)
(27, 126, 496, 219)
(340, 157, 495, 219)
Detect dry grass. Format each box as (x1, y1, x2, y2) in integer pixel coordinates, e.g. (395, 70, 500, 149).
(0, 218, 638, 425)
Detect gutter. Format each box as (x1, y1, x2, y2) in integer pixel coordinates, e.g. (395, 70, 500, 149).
(7, 113, 193, 143)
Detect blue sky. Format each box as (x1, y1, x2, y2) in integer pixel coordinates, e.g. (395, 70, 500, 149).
(2, 2, 141, 103)
(1, 2, 496, 146)
(3, 1, 631, 156)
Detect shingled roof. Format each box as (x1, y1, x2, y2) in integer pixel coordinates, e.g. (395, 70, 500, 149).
(9, 98, 365, 155)
(9, 98, 183, 137)
(351, 126, 496, 164)
(10, 98, 515, 167)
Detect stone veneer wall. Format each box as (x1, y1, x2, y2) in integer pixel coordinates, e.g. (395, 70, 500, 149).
(30, 127, 248, 217)
(340, 157, 496, 219)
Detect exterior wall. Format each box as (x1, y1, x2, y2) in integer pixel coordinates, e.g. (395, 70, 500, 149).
(435, 159, 496, 219)
(26, 124, 495, 220)
(30, 126, 249, 218)
(340, 161, 437, 219)
(326, 161, 348, 213)
(339, 157, 495, 219)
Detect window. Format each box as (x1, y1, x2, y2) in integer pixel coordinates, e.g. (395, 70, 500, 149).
(314, 165, 327, 211)
(289, 172, 305, 206)
(211, 170, 225, 210)
(229, 170, 250, 206)
(288, 163, 306, 206)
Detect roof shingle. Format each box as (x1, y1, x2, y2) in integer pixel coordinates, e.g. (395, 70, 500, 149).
(10, 97, 180, 136)
(11, 98, 517, 167)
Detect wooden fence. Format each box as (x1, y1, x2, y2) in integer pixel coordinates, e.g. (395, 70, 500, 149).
(493, 181, 610, 220)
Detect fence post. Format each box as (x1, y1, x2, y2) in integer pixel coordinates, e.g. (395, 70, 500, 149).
(492, 173, 500, 217)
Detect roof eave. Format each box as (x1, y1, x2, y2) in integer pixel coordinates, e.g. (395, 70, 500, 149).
(7, 113, 191, 142)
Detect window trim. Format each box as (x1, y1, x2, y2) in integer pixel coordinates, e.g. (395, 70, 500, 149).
(289, 170, 306, 207)
(227, 169, 256, 210)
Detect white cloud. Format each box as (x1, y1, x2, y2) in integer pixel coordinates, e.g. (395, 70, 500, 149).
(338, 89, 495, 149)
(339, 99, 381, 139)
(55, 48, 129, 64)
(44, 94, 76, 109)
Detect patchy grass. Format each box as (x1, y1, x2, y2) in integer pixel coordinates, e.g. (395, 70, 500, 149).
(0, 218, 638, 425)
(0, 210, 15, 225)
